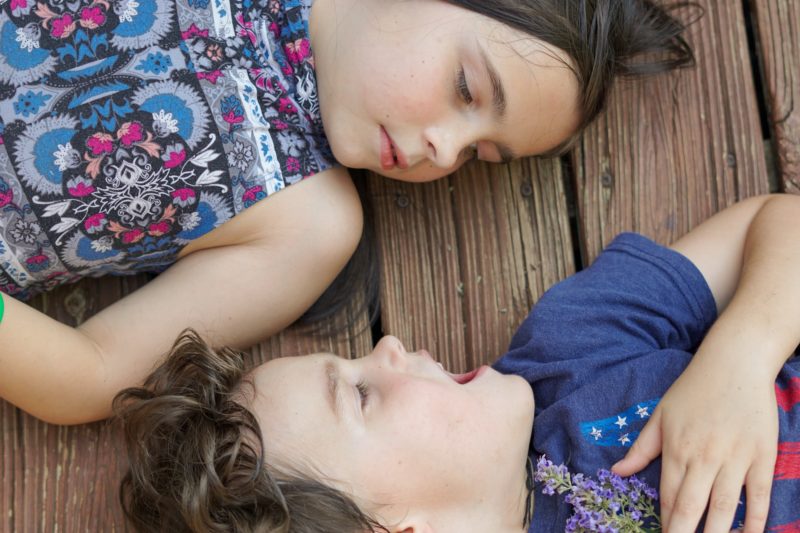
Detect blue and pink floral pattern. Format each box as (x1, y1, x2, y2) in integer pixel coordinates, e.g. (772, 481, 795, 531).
(0, 0, 334, 298)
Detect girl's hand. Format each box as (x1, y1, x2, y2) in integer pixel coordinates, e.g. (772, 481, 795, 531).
(612, 354, 778, 533)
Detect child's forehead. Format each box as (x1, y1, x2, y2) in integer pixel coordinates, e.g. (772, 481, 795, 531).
(252, 352, 336, 383)
(249, 352, 359, 413)
(248, 355, 339, 432)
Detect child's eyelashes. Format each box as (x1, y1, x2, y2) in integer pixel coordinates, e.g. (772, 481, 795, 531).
(456, 67, 473, 104)
(356, 379, 369, 408)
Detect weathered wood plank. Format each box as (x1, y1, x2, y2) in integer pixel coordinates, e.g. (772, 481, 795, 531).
(574, 0, 770, 261)
(2, 276, 149, 533)
(367, 156, 574, 370)
(367, 175, 467, 367)
(1, 275, 371, 532)
(750, 0, 800, 192)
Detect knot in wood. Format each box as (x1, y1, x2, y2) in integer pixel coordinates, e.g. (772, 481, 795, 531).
(725, 152, 737, 168)
(395, 194, 410, 208)
(520, 181, 533, 197)
(64, 288, 88, 325)
(601, 172, 614, 188)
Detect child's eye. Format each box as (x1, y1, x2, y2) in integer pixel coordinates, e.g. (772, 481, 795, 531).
(356, 380, 369, 407)
(456, 67, 473, 104)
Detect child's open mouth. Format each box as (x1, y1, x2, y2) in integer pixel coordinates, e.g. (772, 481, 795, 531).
(448, 366, 488, 384)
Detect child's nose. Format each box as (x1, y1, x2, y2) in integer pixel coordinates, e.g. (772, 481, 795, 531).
(372, 335, 409, 370)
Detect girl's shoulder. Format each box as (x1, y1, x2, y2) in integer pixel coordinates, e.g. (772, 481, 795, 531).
(178, 165, 359, 257)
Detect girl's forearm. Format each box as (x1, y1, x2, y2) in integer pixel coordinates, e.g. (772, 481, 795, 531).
(0, 168, 363, 425)
(0, 294, 113, 424)
(693, 195, 800, 380)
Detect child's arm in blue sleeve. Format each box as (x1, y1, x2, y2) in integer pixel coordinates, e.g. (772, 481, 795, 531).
(615, 193, 800, 533)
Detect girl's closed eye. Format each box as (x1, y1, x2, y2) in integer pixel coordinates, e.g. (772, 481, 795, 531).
(456, 67, 473, 105)
(356, 379, 369, 408)
(460, 143, 478, 162)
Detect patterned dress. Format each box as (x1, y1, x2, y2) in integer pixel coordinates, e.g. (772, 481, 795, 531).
(0, 0, 335, 299)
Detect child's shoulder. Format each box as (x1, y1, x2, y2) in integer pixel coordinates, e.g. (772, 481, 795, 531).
(503, 232, 716, 365)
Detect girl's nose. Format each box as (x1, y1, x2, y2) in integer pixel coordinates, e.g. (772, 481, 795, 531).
(423, 125, 469, 170)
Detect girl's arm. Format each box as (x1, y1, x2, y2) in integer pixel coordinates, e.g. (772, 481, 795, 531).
(0, 167, 362, 424)
(613, 194, 800, 533)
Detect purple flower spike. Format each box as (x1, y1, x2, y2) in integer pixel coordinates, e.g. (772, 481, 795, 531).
(533, 455, 661, 531)
(565, 515, 580, 532)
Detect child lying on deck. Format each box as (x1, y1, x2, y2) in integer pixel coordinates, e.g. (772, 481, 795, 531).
(116, 194, 800, 533)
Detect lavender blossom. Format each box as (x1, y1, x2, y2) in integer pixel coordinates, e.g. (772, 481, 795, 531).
(535, 455, 661, 532)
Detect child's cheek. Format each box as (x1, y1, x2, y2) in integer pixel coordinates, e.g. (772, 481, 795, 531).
(389, 379, 482, 450)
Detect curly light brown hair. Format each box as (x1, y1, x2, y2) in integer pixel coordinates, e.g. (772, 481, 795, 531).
(113, 330, 387, 533)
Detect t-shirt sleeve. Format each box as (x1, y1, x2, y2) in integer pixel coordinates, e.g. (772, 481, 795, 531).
(500, 233, 717, 368)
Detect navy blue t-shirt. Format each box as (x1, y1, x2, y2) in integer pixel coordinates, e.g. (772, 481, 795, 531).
(494, 233, 800, 532)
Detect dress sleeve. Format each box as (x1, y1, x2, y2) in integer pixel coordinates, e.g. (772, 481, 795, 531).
(497, 233, 717, 370)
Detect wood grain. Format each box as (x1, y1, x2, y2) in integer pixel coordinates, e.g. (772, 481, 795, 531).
(574, 0, 770, 261)
(367, 156, 574, 371)
(2, 276, 150, 533)
(750, 0, 800, 192)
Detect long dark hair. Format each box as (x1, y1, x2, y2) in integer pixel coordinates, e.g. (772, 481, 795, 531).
(297, 171, 380, 329)
(302, 0, 696, 326)
(114, 329, 388, 532)
(450, 0, 696, 135)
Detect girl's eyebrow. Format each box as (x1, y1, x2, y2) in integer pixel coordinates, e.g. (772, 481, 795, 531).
(475, 41, 517, 163)
(476, 40, 508, 121)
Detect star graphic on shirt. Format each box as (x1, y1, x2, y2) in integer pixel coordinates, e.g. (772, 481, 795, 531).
(590, 427, 603, 440)
(636, 405, 650, 418)
(618, 433, 631, 446)
(615, 416, 628, 428)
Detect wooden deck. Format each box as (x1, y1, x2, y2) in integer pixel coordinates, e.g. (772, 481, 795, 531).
(2, 0, 798, 529)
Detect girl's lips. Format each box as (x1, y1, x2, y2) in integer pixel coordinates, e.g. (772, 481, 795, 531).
(379, 126, 408, 171)
(379, 126, 395, 170)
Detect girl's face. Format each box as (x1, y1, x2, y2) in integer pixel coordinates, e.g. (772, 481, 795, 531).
(248, 335, 535, 529)
(309, 0, 581, 182)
